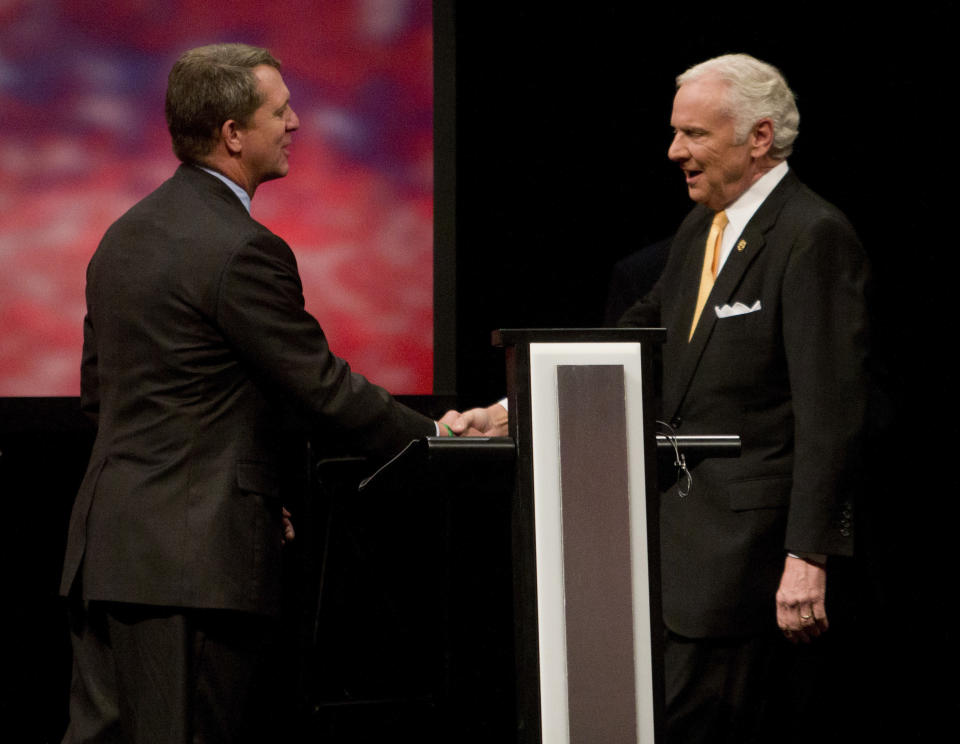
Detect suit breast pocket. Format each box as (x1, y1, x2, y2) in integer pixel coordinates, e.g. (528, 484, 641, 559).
(713, 304, 767, 340)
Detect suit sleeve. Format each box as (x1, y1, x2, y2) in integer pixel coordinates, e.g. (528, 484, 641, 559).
(618, 212, 704, 329)
(617, 249, 671, 328)
(781, 211, 869, 556)
(616, 282, 662, 328)
(214, 232, 435, 458)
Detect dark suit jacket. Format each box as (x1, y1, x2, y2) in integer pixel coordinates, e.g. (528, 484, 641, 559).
(60, 164, 435, 617)
(620, 171, 869, 638)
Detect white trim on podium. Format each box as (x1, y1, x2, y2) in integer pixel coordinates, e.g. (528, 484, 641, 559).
(528, 342, 656, 744)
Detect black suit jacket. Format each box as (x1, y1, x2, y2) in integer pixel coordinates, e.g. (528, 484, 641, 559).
(60, 165, 435, 616)
(620, 171, 869, 638)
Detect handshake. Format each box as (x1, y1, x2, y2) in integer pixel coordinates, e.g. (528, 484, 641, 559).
(437, 401, 509, 438)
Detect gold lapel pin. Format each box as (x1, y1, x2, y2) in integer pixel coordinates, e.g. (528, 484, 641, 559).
(736, 239, 747, 252)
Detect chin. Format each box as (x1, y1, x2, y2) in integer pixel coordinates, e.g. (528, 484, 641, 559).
(261, 169, 288, 184)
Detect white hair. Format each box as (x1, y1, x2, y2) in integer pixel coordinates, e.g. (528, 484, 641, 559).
(677, 53, 799, 160)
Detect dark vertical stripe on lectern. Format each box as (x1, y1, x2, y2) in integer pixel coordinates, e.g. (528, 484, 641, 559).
(557, 364, 637, 743)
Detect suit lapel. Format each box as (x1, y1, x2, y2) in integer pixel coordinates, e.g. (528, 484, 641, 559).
(665, 172, 801, 420)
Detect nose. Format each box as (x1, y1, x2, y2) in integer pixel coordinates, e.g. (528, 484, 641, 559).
(287, 107, 300, 132)
(668, 131, 687, 163)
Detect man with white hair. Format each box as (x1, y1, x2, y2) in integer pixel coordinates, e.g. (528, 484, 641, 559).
(620, 54, 869, 740)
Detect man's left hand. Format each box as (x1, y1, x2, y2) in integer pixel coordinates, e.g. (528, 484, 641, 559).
(776, 555, 828, 643)
(282, 507, 295, 545)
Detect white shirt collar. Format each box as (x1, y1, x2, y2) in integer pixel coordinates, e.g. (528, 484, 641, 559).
(716, 160, 789, 272)
(198, 166, 252, 213)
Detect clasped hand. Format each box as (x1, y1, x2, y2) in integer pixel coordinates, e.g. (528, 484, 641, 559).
(438, 402, 509, 437)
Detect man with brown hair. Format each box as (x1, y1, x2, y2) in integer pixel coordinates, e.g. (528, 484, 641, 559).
(60, 43, 454, 743)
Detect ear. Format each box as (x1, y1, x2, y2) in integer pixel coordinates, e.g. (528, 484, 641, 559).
(749, 118, 774, 158)
(221, 119, 243, 156)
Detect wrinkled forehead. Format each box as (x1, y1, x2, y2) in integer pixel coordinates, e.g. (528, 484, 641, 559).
(672, 75, 733, 122)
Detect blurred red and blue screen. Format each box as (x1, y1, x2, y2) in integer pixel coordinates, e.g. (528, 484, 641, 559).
(0, 0, 434, 396)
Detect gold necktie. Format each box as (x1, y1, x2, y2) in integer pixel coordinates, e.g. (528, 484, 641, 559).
(689, 210, 727, 341)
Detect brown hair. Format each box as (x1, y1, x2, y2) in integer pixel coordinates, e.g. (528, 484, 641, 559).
(165, 43, 280, 163)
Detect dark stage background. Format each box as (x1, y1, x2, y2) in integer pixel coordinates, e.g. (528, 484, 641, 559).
(1, 2, 954, 741)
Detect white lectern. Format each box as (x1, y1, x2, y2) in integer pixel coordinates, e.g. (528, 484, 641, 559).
(493, 328, 666, 744)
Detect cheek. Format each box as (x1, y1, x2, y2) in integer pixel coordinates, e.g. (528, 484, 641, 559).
(718, 155, 747, 184)
(689, 145, 717, 172)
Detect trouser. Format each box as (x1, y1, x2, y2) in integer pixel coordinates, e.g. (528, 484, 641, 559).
(62, 599, 276, 744)
(664, 628, 849, 744)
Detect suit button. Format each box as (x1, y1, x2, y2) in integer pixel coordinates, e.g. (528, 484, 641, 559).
(670, 417, 682, 429)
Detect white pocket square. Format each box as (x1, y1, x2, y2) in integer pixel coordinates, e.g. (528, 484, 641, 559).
(714, 300, 762, 318)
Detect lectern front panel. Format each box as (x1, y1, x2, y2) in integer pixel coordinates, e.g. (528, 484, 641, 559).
(528, 342, 655, 744)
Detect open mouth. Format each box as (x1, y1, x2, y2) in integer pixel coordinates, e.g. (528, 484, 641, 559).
(685, 169, 703, 183)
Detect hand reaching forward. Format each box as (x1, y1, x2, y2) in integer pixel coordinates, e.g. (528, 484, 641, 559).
(439, 402, 509, 437)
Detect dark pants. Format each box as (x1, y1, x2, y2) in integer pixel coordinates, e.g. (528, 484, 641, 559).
(63, 600, 277, 744)
(664, 628, 851, 744)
